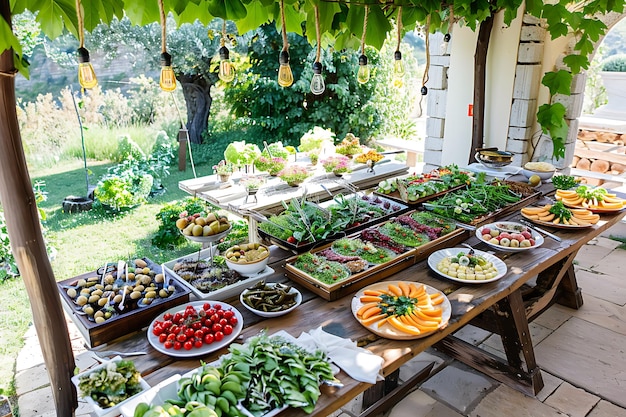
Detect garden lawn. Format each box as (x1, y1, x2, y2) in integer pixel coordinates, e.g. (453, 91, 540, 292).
(0, 158, 214, 404)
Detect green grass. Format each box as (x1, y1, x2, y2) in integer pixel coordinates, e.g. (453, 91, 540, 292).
(609, 234, 626, 250)
(0, 155, 215, 405)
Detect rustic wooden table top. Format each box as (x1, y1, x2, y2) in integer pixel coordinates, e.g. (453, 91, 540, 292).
(89, 198, 626, 417)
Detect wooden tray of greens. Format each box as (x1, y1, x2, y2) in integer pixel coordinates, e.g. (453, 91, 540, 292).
(284, 211, 466, 300)
(421, 180, 541, 227)
(258, 192, 409, 253)
(375, 164, 475, 205)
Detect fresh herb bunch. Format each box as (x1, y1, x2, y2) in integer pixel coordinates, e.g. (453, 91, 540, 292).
(378, 223, 429, 247)
(425, 183, 521, 224)
(552, 175, 580, 190)
(332, 238, 395, 264)
(78, 360, 143, 409)
(575, 185, 608, 201)
(293, 252, 351, 284)
(548, 201, 573, 222)
(222, 332, 335, 415)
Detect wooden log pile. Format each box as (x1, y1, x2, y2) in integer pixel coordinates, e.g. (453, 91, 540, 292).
(574, 130, 626, 186)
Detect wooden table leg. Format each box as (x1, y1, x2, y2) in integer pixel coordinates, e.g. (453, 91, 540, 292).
(360, 363, 435, 417)
(525, 252, 583, 322)
(437, 289, 544, 396)
(555, 262, 583, 310)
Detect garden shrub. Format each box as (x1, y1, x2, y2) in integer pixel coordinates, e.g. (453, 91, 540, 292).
(601, 54, 626, 72)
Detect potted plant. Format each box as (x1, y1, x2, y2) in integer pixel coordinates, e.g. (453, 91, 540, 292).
(335, 133, 363, 158)
(299, 127, 335, 153)
(596, 54, 626, 119)
(213, 160, 234, 182)
(240, 176, 266, 193)
(277, 165, 312, 187)
(355, 149, 384, 173)
(254, 156, 287, 176)
(224, 141, 262, 174)
(321, 155, 351, 176)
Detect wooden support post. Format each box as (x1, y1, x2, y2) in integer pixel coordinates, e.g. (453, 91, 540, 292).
(0, 2, 77, 414)
(178, 128, 188, 171)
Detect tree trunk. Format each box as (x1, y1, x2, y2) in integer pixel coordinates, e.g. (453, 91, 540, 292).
(0, 2, 76, 415)
(180, 74, 213, 144)
(470, 13, 495, 164)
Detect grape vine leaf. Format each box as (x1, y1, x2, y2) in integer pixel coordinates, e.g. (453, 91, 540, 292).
(563, 54, 589, 74)
(537, 103, 568, 160)
(542, 70, 572, 96)
(236, 2, 272, 35)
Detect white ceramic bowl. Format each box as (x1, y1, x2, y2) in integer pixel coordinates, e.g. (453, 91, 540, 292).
(224, 243, 270, 277)
(521, 168, 555, 181)
(240, 282, 302, 317)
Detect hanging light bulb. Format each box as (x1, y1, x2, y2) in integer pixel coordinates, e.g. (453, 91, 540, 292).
(357, 6, 370, 84)
(158, 0, 176, 92)
(218, 45, 235, 83)
(393, 50, 406, 79)
(77, 47, 98, 89)
(357, 54, 370, 84)
(277, 0, 294, 88)
(278, 50, 294, 87)
(310, 5, 324, 95)
(75, 0, 97, 89)
(310, 61, 325, 95)
(159, 52, 176, 92)
(392, 7, 405, 88)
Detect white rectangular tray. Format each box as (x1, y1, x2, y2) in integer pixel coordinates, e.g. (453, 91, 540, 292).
(163, 248, 274, 300)
(72, 356, 151, 417)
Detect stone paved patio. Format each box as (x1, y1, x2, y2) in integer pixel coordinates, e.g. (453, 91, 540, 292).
(12, 221, 626, 417)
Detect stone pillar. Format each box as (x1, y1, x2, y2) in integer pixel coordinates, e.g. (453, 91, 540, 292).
(423, 32, 450, 172)
(506, 14, 546, 166)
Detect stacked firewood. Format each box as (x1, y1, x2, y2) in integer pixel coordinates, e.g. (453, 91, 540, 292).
(574, 130, 626, 177)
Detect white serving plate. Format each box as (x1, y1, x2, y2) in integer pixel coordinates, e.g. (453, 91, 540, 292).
(428, 247, 507, 284)
(476, 222, 544, 252)
(147, 301, 243, 358)
(72, 356, 151, 417)
(163, 248, 274, 300)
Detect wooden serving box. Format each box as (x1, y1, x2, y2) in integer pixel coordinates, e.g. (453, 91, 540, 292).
(258, 194, 410, 254)
(58, 259, 191, 347)
(376, 181, 466, 206)
(284, 218, 466, 301)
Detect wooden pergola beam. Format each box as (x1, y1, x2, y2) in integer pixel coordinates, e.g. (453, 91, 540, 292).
(0, 0, 76, 414)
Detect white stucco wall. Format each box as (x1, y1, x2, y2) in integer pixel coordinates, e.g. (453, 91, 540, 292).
(440, 10, 523, 166)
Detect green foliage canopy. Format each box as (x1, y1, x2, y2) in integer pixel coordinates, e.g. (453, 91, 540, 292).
(3, 0, 626, 160)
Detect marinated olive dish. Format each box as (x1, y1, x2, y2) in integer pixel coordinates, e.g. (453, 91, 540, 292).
(241, 281, 299, 312)
(436, 251, 499, 280)
(64, 258, 177, 323)
(224, 242, 269, 264)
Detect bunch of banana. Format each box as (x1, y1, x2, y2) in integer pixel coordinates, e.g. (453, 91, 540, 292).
(168, 363, 250, 417)
(520, 203, 599, 226)
(555, 188, 626, 210)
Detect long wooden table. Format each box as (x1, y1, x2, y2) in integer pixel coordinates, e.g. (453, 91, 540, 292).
(86, 200, 626, 417)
